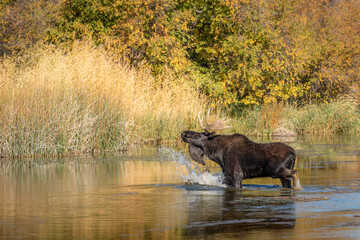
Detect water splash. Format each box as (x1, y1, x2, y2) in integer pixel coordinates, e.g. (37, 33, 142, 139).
(160, 148, 226, 187)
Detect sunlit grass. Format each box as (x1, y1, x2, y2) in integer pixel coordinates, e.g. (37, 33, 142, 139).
(287, 99, 360, 134)
(0, 42, 206, 158)
(232, 100, 360, 136)
(0, 42, 359, 158)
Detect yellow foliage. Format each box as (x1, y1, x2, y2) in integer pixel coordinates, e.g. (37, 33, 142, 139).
(2, 0, 360, 108)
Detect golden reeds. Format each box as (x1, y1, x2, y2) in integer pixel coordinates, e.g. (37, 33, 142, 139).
(0, 42, 206, 158)
(231, 100, 360, 136)
(0, 42, 359, 158)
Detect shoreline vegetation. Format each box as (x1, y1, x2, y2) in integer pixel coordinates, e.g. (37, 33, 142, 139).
(0, 43, 359, 158)
(0, 0, 359, 158)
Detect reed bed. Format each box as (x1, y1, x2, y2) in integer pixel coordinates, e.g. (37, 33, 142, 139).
(0, 43, 359, 158)
(0, 43, 205, 158)
(232, 100, 360, 136)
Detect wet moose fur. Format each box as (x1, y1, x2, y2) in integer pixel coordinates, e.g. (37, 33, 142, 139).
(181, 131, 302, 190)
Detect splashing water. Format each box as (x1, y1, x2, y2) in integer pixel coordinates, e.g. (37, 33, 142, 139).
(160, 148, 226, 187)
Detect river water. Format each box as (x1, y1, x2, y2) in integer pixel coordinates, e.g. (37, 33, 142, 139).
(0, 135, 359, 239)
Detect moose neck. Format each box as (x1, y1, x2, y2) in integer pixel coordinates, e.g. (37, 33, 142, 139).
(201, 136, 227, 170)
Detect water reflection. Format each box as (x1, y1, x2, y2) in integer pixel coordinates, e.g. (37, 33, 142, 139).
(0, 135, 359, 239)
(183, 188, 296, 239)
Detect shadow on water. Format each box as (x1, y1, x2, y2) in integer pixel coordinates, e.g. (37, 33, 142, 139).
(0, 135, 359, 239)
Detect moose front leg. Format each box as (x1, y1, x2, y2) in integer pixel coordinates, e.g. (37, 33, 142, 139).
(222, 169, 243, 188)
(291, 169, 303, 190)
(222, 173, 242, 188)
(231, 164, 244, 188)
(233, 171, 243, 188)
(223, 174, 232, 186)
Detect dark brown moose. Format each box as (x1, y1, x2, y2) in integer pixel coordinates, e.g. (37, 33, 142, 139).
(181, 110, 303, 190)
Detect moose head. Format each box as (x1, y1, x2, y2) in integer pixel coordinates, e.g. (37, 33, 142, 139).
(181, 109, 231, 165)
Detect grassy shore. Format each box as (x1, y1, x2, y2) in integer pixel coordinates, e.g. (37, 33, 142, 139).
(232, 100, 360, 136)
(0, 43, 205, 158)
(0, 43, 359, 158)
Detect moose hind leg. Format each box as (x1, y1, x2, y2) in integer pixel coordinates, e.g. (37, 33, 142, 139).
(280, 178, 292, 188)
(291, 169, 303, 190)
(273, 167, 294, 189)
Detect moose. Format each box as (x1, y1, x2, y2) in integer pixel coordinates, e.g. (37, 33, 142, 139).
(181, 110, 303, 190)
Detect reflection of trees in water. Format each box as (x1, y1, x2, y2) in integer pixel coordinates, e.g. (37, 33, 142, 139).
(296, 149, 360, 186)
(183, 188, 296, 238)
(0, 160, 188, 239)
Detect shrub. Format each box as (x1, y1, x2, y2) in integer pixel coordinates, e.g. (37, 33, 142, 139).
(0, 0, 61, 55)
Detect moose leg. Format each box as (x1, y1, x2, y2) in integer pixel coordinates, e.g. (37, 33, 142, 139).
(232, 164, 244, 188)
(223, 165, 243, 188)
(280, 154, 296, 188)
(280, 178, 292, 188)
(223, 175, 232, 186)
(291, 169, 303, 190)
(273, 167, 292, 188)
(233, 171, 243, 188)
(223, 172, 243, 188)
(274, 167, 303, 190)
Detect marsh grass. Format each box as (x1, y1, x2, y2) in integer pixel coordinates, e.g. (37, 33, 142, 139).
(0, 43, 359, 158)
(232, 100, 360, 136)
(0, 43, 205, 158)
(287, 100, 360, 134)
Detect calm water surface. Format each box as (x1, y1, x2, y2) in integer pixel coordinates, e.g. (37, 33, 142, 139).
(0, 135, 359, 239)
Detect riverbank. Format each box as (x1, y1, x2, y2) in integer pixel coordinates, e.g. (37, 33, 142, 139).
(233, 100, 360, 136)
(0, 44, 359, 158)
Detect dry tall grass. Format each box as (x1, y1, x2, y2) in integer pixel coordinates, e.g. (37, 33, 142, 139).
(232, 100, 360, 136)
(1, 42, 359, 158)
(0, 43, 206, 158)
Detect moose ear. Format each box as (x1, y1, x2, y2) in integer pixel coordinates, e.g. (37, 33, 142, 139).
(188, 144, 206, 165)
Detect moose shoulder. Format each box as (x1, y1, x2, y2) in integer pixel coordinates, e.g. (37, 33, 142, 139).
(181, 111, 303, 190)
